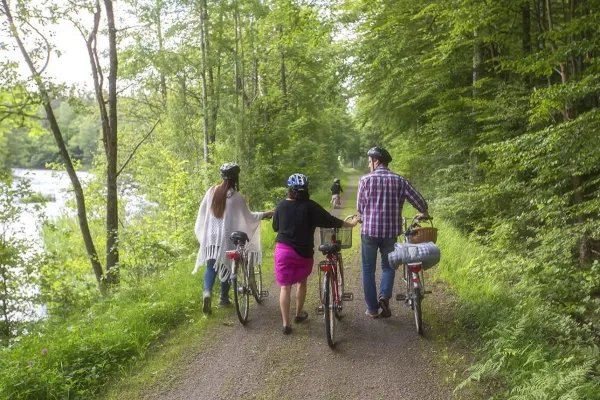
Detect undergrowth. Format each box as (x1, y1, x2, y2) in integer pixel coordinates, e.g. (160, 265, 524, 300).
(435, 219, 600, 399)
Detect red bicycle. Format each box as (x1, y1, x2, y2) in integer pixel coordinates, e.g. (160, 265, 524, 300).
(316, 216, 355, 348)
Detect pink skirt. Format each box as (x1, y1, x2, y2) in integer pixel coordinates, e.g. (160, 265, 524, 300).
(274, 242, 314, 286)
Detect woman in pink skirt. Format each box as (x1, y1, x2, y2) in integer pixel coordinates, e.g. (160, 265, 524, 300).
(272, 173, 359, 334)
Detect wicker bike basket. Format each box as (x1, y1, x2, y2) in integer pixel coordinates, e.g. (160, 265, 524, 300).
(408, 220, 438, 244)
(319, 227, 353, 249)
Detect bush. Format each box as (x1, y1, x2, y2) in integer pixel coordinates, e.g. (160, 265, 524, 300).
(435, 219, 600, 399)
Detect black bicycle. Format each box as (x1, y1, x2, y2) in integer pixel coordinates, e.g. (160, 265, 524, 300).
(395, 216, 435, 335)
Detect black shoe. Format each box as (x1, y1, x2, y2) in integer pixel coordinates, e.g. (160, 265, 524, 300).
(379, 297, 391, 318)
(282, 326, 292, 335)
(202, 290, 212, 315)
(294, 311, 309, 323)
(219, 297, 232, 306)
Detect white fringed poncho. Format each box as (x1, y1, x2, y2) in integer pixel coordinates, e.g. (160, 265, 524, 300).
(192, 187, 264, 281)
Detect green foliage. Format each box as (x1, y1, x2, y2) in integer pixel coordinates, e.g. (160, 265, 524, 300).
(4, 99, 100, 169)
(354, 0, 600, 396)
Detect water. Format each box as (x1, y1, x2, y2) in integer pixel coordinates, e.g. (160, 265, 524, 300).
(3, 169, 92, 323)
(10, 168, 91, 243)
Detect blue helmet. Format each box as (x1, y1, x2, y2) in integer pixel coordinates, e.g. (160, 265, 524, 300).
(287, 173, 308, 190)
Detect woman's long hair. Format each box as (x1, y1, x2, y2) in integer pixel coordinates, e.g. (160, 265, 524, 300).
(211, 177, 239, 218)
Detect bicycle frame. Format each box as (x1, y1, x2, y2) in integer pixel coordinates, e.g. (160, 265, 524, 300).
(318, 227, 343, 304)
(401, 218, 426, 295)
(319, 253, 340, 303)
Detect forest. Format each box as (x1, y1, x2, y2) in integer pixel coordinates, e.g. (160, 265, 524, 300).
(1, 0, 599, 398)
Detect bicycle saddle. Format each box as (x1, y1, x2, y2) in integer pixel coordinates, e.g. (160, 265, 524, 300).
(230, 231, 249, 245)
(319, 242, 341, 254)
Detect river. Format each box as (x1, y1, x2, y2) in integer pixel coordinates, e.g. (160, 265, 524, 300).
(10, 168, 91, 244)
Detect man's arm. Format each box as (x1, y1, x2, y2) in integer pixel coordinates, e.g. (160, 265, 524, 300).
(403, 179, 428, 214)
(357, 177, 367, 216)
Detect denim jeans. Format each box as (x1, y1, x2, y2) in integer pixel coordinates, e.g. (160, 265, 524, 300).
(204, 259, 231, 300)
(361, 235, 397, 313)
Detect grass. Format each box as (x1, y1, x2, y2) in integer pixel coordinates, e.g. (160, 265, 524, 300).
(427, 218, 600, 399)
(99, 221, 277, 400)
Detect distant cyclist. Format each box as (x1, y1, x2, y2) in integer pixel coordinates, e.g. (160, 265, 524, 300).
(330, 178, 343, 209)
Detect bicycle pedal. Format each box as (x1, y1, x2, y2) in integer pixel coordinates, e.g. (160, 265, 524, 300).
(341, 292, 354, 301)
(316, 306, 325, 315)
(259, 290, 270, 298)
(396, 294, 407, 301)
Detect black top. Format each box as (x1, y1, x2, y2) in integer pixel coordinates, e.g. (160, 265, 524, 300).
(330, 183, 343, 195)
(273, 199, 344, 258)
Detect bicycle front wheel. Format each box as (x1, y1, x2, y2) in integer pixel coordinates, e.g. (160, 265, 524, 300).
(335, 256, 344, 320)
(249, 261, 261, 304)
(234, 259, 250, 325)
(323, 271, 336, 348)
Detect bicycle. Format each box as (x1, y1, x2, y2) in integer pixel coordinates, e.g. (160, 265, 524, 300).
(395, 216, 434, 335)
(225, 230, 269, 325)
(316, 216, 355, 348)
(330, 194, 341, 209)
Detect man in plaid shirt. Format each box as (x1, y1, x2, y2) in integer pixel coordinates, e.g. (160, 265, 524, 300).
(357, 147, 429, 318)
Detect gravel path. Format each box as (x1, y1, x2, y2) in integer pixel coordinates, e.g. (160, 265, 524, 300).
(145, 179, 454, 400)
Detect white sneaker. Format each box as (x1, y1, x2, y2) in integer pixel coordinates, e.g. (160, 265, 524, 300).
(202, 290, 212, 314)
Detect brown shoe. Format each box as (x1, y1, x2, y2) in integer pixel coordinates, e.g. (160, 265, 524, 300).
(379, 297, 391, 318)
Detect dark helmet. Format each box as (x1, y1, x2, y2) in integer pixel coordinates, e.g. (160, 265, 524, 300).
(334, 178, 340, 183)
(367, 147, 392, 164)
(220, 162, 241, 179)
(287, 173, 309, 190)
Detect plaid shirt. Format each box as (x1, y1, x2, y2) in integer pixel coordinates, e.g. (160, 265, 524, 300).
(357, 167, 428, 238)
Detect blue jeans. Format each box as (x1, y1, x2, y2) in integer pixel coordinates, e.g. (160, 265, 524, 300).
(204, 259, 231, 300)
(361, 235, 397, 313)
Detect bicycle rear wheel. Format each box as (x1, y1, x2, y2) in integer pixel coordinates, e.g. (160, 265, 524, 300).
(323, 271, 336, 348)
(233, 259, 250, 325)
(411, 278, 423, 335)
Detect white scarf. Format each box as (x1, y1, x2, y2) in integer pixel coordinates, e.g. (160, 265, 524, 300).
(192, 187, 264, 281)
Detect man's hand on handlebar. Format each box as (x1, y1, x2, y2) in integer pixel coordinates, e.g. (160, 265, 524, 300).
(415, 212, 432, 221)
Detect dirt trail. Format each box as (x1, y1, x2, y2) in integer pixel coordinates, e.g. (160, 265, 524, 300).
(145, 179, 454, 400)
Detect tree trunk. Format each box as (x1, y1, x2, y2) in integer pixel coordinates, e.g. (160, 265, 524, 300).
(279, 25, 287, 111)
(198, 0, 210, 164)
(104, 0, 119, 284)
(472, 30, 483, 93)
(522, 5, 531, 54)
(202, 0, 217, 144)
(2, 0, 106, 291)
(156, 0, 168, 105)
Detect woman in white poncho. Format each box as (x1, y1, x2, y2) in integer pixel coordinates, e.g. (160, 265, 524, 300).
(193, 162, 273, 314)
